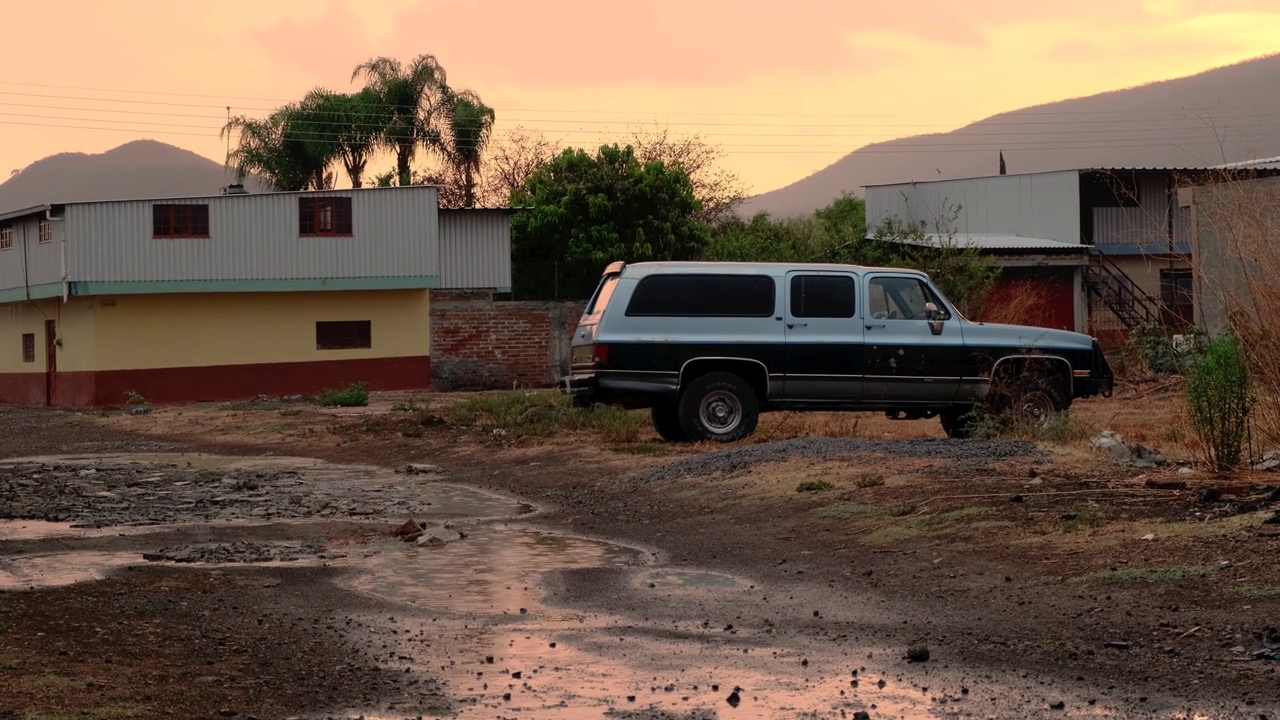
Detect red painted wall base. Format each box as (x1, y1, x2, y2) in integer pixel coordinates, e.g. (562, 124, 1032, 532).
(2, 356, 431, 408)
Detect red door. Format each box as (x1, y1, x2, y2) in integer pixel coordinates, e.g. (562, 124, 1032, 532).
(44, 319, 56, 406)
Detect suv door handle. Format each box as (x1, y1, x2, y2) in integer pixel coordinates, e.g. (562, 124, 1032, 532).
(865, 323, 886, 330)
(787, 322, 808, 329)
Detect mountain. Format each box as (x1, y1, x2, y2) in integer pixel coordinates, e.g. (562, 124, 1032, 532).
(743, 54, 1280, 218)
(0, 140, 267, 213)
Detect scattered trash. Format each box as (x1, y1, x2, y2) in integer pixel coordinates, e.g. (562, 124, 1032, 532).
(1141, 533, 1156, 541)
(1091, 430, 1166, 468)
(1253, 450, 1280, 472)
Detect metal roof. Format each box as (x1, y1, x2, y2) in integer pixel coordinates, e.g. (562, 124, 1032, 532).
(890, 233, 1088, 253)
(1211, 156, 1280, 169)
(0, 204, 50, 223)
(866, 165, 1280, 189)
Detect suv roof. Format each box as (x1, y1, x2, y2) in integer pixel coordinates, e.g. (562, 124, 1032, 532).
(615, 261, 929, 279)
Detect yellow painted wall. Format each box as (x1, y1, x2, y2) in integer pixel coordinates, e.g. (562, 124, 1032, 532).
(0, 298, 96, 373)
(89, 290, 430, 371)
(1106, 255, 1190, 298)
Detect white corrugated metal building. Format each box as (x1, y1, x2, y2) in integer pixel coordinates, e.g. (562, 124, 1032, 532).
(0, 185, 515, 407)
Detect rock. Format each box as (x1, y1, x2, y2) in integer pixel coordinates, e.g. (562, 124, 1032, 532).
(397, 463, 444, 475)
(1144, 478, 1186, 491)
(726, 687, 742, 707)
(1104, 641, 1130, 650)
(1177, 466, 1196, 476)
(1253, 451, 1280, 471)
(853, 712, 872, 720)
(1049, 700, 1066, 710)
(393, 518, 424, 541)
(219, 711, 238, 718)
(906, 646, 930, 662)
(1091, 430, 1124, 449)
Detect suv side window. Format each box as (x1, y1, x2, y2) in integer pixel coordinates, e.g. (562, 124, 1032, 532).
(868, 276, 950, 321)
(790, 275, 855, 318)
(625, 274, 775, 317)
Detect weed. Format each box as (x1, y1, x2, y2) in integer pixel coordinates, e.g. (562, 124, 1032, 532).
(796, 480, 835, 493)
(1078, 565, 1222, 583)
(817, 503, 881, 519)
(965, 405, 1084, 443)
(855, 473, 885, 488)
(278, 407, 301, 417)
(0, 657, 17, 670)
(445, 391, 646, 441)
(318, 382, 370, 408)
(1242, 585, 1280, 599)
(866, 526, 920, 544)
(919, 506, 987, 526)
(1062, 510, 1105, 532)
(1186, 335, 1253, 470)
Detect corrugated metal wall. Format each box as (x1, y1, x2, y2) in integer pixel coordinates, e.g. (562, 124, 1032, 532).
(0, 216, 63, 291)
(865, 171, 1081, 243)
(63, 187, 440, 283)
(438, 210, 512, 290)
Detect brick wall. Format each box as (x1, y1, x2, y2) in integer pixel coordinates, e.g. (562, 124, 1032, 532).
(429, 291, 585, 390)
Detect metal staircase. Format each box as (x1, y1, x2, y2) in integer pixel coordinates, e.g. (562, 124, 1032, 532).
(1082, 250, 1166, 330)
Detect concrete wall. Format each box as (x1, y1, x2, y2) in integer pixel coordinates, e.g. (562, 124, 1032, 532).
(429, 291, 584, 389)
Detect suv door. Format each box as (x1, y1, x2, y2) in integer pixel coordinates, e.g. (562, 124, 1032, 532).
(862, 274, 964, 403)
(782, 271, 864, 400)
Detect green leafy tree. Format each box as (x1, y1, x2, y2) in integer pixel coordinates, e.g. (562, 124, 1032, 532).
(510, 144, 711, 298)
(1186, 335, 1253, 471)
(706, 194, 874, 264)
(300, 87, 386, 188)
(221, 104, 334, 191)
(352, 54, 449, 187)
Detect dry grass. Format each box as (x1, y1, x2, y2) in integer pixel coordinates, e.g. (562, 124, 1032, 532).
(971, 280, 1061, 326)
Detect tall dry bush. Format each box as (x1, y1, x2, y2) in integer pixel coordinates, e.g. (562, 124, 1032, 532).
(971, 280, 1058, 327)
(1188, 172, 1280, 447)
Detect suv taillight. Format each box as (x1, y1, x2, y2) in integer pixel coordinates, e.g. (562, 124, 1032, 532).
(592, 343, 610, 366)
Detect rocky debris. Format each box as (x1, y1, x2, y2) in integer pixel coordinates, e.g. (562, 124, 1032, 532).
(852, 712, 872, 720)
(604, 708, 717, 720)
(393, 518, 425, 542)
(629, 437, 1042, 484)
(1091, 431, 1166, 468)
(906, 645, 930, 662)
(1254, 451, 1280, 471)
(0, 461, 442, 528)
(390, 517, 466, 545)
(396, 463, 444, 476)
(142, 541, 340, 564)
(725, 686, 742, 707)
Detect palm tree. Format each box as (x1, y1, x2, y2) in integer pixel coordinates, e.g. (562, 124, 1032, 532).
(351, 54, 449, 186)
(221, 103, 336, 191)
(443, 89, 496, 207)
(301, 87, 385, 188)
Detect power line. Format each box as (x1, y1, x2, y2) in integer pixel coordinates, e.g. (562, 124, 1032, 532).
(0, 79, 1275, 120)
(0, 119, 1250, 156)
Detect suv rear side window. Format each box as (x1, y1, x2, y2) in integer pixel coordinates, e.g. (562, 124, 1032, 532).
(625, 274, 775, 317)
(585, 274, 620, 316)
(790, 275, 855, 318)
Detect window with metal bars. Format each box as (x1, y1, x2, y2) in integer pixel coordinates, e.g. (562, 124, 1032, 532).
(299, 197, 353, 236)
(38, 219, 52, 244)
(0, 226, 11, 251)
(152, 204, 211, 238)
(22, 333, 35, 363)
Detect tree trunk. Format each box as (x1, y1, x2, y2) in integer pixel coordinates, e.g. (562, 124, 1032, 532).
(397, 146, 412, 187)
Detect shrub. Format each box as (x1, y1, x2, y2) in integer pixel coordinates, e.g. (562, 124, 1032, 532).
(1125, 323, 1207, 376)
(1185, 335, 1253, 471)
(796, 480, 834, 493)
(446, 391, 646, 441)
(318, 382, 370, 408)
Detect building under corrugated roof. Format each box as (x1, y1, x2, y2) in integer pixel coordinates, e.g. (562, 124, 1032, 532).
(0, 186, 516, 407)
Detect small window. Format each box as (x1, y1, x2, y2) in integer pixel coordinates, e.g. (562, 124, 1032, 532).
(0, 226, 11, 251)
(316, 320, 371, 350)
(790, 275, 855, 318)
(625, 274, 775, 317)
(22, 333, 35, 363)
(153, 204, 210, 238)
(299, 197, 353, 236)
(38, 218, 52, 244)
(868, 276, 950, 321)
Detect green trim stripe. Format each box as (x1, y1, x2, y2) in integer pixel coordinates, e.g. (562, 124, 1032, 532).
(67, 276, 439, 296)
(0, 282, 63, 304)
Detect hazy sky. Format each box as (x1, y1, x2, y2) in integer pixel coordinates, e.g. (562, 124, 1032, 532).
(2, 0, 1278, 193)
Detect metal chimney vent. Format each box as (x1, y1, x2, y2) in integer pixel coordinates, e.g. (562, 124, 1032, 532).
(222, 183, 248, 195)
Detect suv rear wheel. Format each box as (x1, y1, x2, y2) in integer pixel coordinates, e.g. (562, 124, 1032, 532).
(677, 372, 759, 443)
(1009, 377, 1070, 426)
(650, 400, 687, 442)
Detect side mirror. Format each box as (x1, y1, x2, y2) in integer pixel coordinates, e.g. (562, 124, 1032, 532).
(925, 302, 944, 335)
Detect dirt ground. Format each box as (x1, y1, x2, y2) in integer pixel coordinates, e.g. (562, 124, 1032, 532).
(1, 382, 1279, 719)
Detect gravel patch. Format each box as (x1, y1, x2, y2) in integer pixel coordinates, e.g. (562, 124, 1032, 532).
(629, 437, 1042, 484)
(142, 540, 345, 564)
(0, 461, 437, 528)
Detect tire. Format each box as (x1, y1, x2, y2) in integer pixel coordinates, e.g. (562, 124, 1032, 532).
(650, 400, 687, 442)
(677, 372, 759, 443)
(940, 406, 978, 439)
(1006, 377, 1070, 427)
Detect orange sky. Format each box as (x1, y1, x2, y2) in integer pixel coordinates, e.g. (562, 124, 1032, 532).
(2, 0, 1278, 193)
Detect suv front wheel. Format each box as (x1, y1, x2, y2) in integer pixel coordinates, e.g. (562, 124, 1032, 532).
(677, 372, 759, 443)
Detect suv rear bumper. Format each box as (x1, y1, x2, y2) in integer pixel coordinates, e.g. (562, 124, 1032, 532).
(560, 370, 677, 408)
